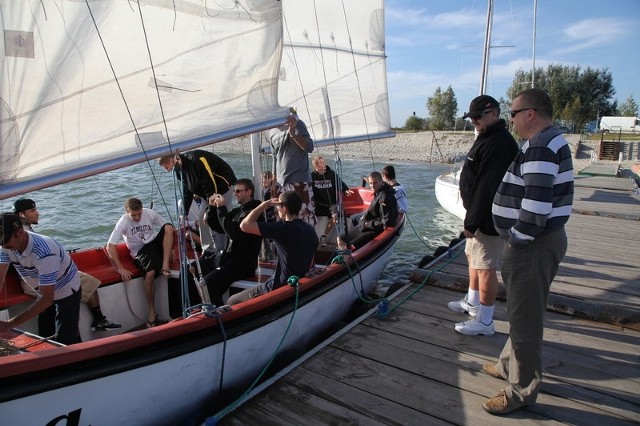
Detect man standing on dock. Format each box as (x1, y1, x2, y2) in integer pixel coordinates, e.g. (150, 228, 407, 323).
(485, 88, 574, 415)
(448, 95, 518, 336)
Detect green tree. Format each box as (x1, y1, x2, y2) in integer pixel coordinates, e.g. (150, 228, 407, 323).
(618, 95, 638, 116)
(427, 86, 458, 130)
(507, 65, 616, 129)
(404, 115, 425, 131)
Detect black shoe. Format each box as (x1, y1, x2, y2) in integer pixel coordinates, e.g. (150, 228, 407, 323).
(91, 318, 122, 331)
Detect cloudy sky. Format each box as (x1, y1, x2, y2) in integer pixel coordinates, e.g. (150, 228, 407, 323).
(385, 0, 640, 127)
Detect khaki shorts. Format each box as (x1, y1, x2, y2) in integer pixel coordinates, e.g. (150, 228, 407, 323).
(79, 272, 101, 304)
(20, 271, 101, 304)
(464, 230, 504, 270)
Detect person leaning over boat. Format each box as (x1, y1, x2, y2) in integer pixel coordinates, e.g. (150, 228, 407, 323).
(107, 198, 174, 328)
(381, 165, 408, 214)
(338, 171, 398, 250)
(268, 108, 317, 226)
(311, 155, 353, 245)
(447, 95, 518, 337)
(227, 191, 318, 305)
(482, 88, 574, 415)
(203, 178, 263, 306)
(0, 213, 82, 345)
(158, 150, 237, 256)
(12, 198, 120, 331)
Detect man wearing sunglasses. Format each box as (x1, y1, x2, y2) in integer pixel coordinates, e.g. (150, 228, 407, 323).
(204, 178, 263, 306)
(448, 95, 518, 337)
(483, 88, 574, 415)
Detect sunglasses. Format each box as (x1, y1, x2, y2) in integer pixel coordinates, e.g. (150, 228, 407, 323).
(467, 109, 496, 120)
(509, 108, 537, 118)
(234, 188, 247, 193)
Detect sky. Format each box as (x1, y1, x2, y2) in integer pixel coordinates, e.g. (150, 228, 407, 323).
(384, 0, 640, 128)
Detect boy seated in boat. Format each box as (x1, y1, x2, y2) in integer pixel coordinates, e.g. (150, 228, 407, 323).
(227, 191, 318, 304)
(106, 198, 174, 328)
(0, 213, 82, 345)
(338, 171, 398, 250)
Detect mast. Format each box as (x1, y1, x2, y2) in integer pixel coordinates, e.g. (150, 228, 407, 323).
(532, 0, 537, 88)
(480, 0, 493, 95)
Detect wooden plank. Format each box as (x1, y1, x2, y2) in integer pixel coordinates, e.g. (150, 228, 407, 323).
(299, 347, 554, 425)
(333, 324, 640, 423)
(219, 377, 393, 425)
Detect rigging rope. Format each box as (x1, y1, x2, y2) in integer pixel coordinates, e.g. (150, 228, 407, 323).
(208, 276, 302, 424)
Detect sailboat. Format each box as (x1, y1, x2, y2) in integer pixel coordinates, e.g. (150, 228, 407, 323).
(0, 1, 402, 424)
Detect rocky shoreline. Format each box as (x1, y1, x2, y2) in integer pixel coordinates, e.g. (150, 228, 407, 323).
(212, 131, 636, 176)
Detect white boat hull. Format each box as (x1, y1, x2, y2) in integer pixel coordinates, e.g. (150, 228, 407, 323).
(435, 171, 466, 221)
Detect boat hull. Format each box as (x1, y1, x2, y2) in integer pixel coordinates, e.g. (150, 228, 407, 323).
(0, 218, 402, 425)
(435, 171, 466, 221)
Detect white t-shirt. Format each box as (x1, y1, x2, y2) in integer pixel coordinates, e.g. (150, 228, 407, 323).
(107, 208, 166, 257)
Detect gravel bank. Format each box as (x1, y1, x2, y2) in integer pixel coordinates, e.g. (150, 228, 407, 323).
(212, 132, 637, 176)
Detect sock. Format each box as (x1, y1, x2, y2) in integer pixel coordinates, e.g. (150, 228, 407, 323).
(478, 304, 495, 325)
(467, 289, 480, 306)
(90, 306, 105, 323)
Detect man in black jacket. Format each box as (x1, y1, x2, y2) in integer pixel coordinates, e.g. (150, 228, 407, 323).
(203, 178, 263, 306)
(338, 171, 398, 250)
(447, 95, 518, 336)
(159, 150, 237, 254)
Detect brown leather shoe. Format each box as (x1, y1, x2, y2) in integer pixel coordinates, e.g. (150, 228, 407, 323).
(482, 390, 525, 415)
(482, 362, 506, 380)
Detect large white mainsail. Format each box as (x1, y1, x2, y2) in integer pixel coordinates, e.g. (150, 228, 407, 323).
(278, 0, 392, 145)
(0, 0, 287, 199)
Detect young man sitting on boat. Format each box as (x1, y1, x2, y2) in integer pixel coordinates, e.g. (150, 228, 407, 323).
(227, 191, 318, 305)
(203, 178, 263, 306)
(338, 171, 398, 250)
(12, 198, 121, 332)
(106, 198, 174, 328)
(381, 165, 409, 213)
(0, 213, 82, 345)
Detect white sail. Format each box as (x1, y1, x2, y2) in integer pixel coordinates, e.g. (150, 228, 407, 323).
(278, 0, 392, 145)
(0, 0, 287, 198)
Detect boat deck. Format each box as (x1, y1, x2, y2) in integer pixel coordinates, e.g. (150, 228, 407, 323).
(215, 176, 640, 424)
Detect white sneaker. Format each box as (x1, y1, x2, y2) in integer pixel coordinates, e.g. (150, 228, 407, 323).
(454, 319, 495, 336)
(447, 295, 478, 317)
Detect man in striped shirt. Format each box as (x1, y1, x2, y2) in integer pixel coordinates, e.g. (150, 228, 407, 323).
(0, 213, 82, 345)
(483, 88, 574, 415)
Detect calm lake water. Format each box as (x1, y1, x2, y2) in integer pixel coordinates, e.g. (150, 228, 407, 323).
(0, 153, 463, 290)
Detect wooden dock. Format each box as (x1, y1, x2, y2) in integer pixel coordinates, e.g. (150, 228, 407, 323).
(216, 176, 640, 425)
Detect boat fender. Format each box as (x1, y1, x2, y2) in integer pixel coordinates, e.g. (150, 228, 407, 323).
(375, 298, 390, 317)
(433, 246, 448, 257)
(417, 254, 435, 269)
(287, 276, 300, 287)
(448, 238, 461, 248)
